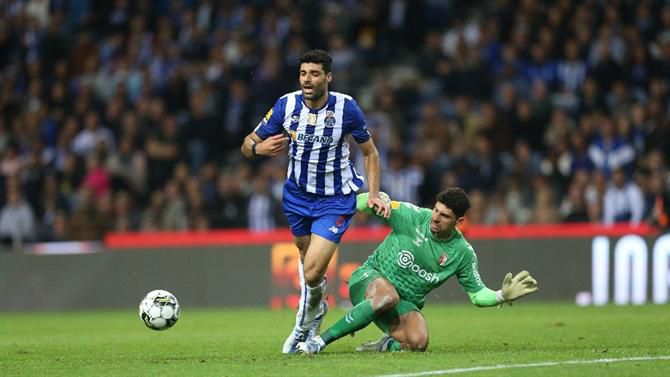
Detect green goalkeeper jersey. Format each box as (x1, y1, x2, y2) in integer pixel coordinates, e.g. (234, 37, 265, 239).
(357, 194, 486, 308)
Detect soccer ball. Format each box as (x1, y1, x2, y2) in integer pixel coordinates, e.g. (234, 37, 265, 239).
(139, 289, 180, 331)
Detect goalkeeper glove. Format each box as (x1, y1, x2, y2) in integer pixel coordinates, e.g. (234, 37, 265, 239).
(498, 270, 538, 305)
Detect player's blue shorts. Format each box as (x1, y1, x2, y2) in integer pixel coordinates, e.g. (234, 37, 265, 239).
(282, 179, 356, 244)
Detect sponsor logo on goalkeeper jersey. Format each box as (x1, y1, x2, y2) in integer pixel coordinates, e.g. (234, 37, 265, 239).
(398, 250, 439, 283)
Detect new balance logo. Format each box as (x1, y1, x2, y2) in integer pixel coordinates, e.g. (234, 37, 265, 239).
(345, 313, 354, 324)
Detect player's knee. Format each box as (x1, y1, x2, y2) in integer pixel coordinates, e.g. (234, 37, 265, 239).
(303, 268, 324, 287)
(371, 292, 399, 312)
(406, 332, 428, 351)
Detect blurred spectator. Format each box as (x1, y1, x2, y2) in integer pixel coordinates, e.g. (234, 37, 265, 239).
(247, 175, 280, 232)
(220, 79, 253, 154)
(185, 88, 217, 169)
(106, 135, 147, 195)
(557, 39, 587, 93)
(111, 190, 140, 232)
(646, 173, 670, 229)
(560, 180, 589, 223)
(530, 178, 559, 224)
(521, 44, 557, 89)
(588, 117, 636, 178)
(0, 142, 22, 178)
(145, 115, 182, 193)
(71, 110, 115, 158)
(210, 170, 248, 229)
(465, 189, 486, 225)
(67, 187, 107, 240)
(140, 190, 165, 231)
(81, 152, 111, 200)
(0, 184, 36, 244)
(510, 99, 544, 152)
(160, 179, 188, 230)
(381, 151, 424, 204)
(603, 168, 645, 225)
(184, 175, 207, 230)
(56, 152, 84, 209)
(43, 210, 69, 242)
(35, 174, 69, 240)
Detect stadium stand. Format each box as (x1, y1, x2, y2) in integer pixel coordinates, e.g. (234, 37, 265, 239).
(0, 0, 668, 246)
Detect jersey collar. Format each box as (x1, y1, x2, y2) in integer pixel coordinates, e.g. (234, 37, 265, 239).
(427, 222, 456, 242)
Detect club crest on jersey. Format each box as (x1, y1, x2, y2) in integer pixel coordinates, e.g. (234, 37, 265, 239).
(324, 110, 336, 127)
(438, 254, 448, 266)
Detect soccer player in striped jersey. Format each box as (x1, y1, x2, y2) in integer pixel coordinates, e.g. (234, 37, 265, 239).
(296, 188, 539, 354)
(241, 49, 390, 353)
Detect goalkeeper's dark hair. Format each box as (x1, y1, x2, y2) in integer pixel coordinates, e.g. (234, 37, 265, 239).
(436, 188, 471, 218)
(300, 49, 332, 73)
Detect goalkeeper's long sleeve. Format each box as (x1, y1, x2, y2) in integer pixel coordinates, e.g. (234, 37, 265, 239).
(467, 287, 504, 307)
(356, 192, 375, 214)
(356, 192, 391, 220)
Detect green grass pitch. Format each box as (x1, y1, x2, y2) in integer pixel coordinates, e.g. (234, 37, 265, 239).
(1, 303, 669, 376)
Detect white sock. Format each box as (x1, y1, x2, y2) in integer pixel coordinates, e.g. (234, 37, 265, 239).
(294, 258, 308, 329)
(294, 260, 328, 330)
(306, 279, 324, 309)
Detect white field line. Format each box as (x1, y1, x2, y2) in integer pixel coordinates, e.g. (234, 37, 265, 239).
(374, 355, 670, 377)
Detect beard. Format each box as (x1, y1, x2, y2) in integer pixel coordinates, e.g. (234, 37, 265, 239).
(303, 85, 326, 101)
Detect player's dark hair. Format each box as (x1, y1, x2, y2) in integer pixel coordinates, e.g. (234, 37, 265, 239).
(436, 188, 471, 218)
(300, 49, 332, 73)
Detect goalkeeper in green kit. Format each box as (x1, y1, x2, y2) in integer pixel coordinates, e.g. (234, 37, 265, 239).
(296, 188, 539, 353)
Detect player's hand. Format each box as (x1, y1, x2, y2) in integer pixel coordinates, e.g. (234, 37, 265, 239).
(501, 270, 538, 302)
(258, 135, 289, 156)
(367, 192, 391, 219)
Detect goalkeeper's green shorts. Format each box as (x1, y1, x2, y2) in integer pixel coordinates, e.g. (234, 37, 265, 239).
(348, 265, 420, 334)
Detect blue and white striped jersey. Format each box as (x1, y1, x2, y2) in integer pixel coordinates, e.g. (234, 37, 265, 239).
(254, 91, 371, 196)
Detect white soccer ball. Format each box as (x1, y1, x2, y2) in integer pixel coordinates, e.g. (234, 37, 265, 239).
(139, 289, 180, 331)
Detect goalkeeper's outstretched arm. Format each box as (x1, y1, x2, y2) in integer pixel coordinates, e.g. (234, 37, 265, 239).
(468, 271, 539, 307)
(356, 192, 391, 218)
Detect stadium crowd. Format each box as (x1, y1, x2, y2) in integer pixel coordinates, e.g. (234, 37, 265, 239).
(0, 0, 669, 244)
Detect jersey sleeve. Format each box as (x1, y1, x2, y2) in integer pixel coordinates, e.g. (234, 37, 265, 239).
(467, 287, 502, 307)
(343, 98, 371, 144)
(356, 193, 427, 228)
(456, 246, 487, 293)
(254, 97, 287, 140)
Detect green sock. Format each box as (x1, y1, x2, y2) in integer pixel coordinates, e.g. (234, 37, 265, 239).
(321, 300, 375, 345)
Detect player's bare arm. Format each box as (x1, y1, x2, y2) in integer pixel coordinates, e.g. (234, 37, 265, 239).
(241, 132, 289, 159)
(358, 139, 390, 218)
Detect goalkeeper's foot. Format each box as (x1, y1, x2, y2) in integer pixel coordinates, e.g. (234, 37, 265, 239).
(356, 334, 394, 352)
(307, 301, 328, 338)
(296, 336, 326, 354)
